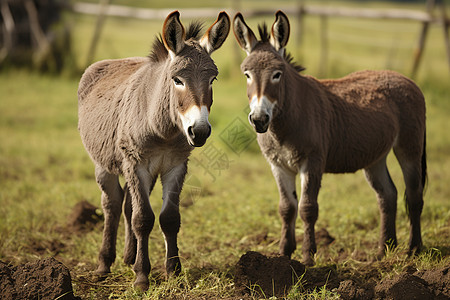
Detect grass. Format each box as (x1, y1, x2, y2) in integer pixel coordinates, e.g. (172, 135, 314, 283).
(1, 1, 450, 299)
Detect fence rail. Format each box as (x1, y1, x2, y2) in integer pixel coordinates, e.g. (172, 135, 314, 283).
(72, 1, 450, 77)
(73, 3, 446, 23)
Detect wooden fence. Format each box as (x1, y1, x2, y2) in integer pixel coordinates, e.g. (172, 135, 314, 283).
(72, 0, 450, 77)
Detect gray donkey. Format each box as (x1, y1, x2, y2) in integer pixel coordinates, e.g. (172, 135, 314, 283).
(233, 11, 426, 266)
(78, 11, 230, 290)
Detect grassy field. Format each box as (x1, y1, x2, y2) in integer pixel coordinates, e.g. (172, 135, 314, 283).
(1, 1, 449, 299)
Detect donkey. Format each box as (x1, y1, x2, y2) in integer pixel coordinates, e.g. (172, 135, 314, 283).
(78, 11, 230, 290)
(233, 11, 426, 266)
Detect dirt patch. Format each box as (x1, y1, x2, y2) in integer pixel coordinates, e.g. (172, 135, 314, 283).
(0, 257, 81, 300)
(67, 200, 102, 233)
(336, 279, 374, 300)
(234, 251, 450, 299)
(373, 267, 450, 300)
(234, 251, 305, 297)
(315, 228, 336, 246)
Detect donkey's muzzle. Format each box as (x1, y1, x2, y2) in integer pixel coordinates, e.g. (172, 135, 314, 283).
(249, 113, 270, 133)
(187, 123, 211, 147)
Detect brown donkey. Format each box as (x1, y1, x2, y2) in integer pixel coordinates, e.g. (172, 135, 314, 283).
(78, 11, 230, 290)
(233, 11, 426, 266)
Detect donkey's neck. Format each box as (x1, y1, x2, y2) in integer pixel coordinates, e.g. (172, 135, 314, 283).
(269, 67, 304, 137)
(142, 60, 182, 141)
(269, 68, 330, 145)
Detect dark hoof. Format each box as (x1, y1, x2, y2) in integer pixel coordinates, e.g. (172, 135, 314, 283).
(95, 264, 110, 275)
(94, 268, 109, 282)
(408, 245, 422, 257)
(303, 256, 315, 267)
(133, 276, 150, 292)
(166, 257, 182, 277)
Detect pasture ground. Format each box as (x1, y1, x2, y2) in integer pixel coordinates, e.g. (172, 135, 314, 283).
(1, 1, 449, 299)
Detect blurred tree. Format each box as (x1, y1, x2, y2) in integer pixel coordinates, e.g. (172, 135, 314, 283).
(0, 0, 73, 73)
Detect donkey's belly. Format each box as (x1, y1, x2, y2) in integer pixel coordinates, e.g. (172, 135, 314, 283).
(325, 132, 396, 173)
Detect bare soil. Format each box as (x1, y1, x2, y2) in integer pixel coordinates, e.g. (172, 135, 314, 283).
(1, 202, 449, 299)
(0, 257, 80, 300)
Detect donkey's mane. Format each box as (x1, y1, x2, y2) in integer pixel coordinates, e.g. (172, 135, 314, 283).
(257, 23, 305, 73)
(149, 22, 204, 62)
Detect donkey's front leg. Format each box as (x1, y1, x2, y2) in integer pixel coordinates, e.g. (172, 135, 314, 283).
(125, 163, 156, 291)
(271, 164, 298, 257)
(95, 166, 124, 275)
(160, 162, 187, 277)
(299, 166, 322, 266)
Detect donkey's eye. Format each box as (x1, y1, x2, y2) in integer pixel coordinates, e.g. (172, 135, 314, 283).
(273, 72, 282, 81)
(173, 77, 184, 86)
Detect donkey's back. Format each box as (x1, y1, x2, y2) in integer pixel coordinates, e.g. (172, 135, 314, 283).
(78, 57, 147, 104)
(319, 70, 426, 173)
(320, 70, 424, 110)
(78, 57, 148, 173)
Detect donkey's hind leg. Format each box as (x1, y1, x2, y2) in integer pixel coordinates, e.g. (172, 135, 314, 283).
(271, 164, 298, 258)
(394, 148, 425, 255)
(364, 156, 398, 257)
(123, 183, 137, 266)
(95, 165, 124, 275)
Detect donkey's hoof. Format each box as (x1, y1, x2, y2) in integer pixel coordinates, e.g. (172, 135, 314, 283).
(302, 256, 316, 267)
(95, 264, 110, 276)
(166, 257, 182, 277)
(408, 245, 422, 257)
(94, 268, 110, 282)
(133, 276, 150, 292)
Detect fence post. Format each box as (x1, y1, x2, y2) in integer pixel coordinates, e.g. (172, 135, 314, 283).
(440, 0, 450, 73)
(0, 1, 14, 63)
(232, 0, 243, 69)
(85, 0, 111, 67)
(319, 15, 328, 77)
(412, 0, 435, 78)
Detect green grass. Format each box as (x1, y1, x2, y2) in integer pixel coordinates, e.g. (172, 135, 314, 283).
(1, 1, 450, 299)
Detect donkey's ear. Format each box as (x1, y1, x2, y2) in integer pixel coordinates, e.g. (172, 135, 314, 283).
(162, 11, 186, 58)
(270, 10, 290, 54)
(233, 13, 257, 55)
(200, 11, 231, 54)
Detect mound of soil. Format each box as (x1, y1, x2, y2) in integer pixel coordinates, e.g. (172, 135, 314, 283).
(234, 251, 305, 297)
(337, 279, 374, 300)
(374, 267, 450, 300)
(333, 266, 450, 300)
(0, 257, 80, 300)
(67, 200, 102, 232)
(234, 251, 450, 299)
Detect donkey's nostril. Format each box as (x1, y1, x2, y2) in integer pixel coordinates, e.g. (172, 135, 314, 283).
(188, 126, 195, 139)
(251, 114, 270, 133)
(187, 124, 211, 147)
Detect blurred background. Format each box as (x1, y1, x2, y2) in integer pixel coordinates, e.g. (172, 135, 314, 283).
(1, 0, 449, 80)
(1, 1, 449, 298)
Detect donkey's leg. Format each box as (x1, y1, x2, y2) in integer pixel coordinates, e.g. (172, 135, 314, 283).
(124, 163, 156, 291)
(271, 164, 298, 258)
(123, 183, 137, 266)
(95, 166, 124, 275)
(160, 162, 187, 277)
(394, 150, 424, 255)
(363, 156, 398, 256)
(299, 164, 322, 266)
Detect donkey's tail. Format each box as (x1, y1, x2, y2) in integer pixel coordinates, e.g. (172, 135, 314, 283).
(421, 130, 428, 194)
